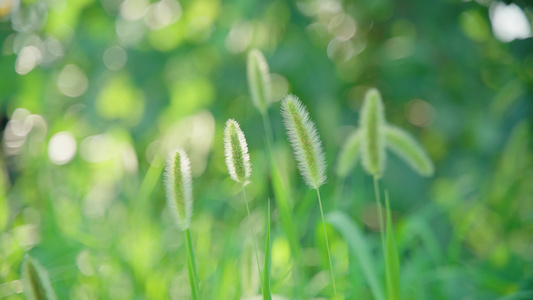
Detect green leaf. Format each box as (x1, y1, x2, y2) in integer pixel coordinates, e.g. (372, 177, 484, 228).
(385, 194, 401, 300)
(384, 125, 434, 177)
(21, 255, 57, 300)
(336, 129, 362, 178)
(263, 199, 272, 300)
(327, 211, 385, 300)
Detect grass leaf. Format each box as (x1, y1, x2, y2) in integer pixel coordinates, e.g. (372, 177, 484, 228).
(263, 199, 272, 300)
(326, 211, 385, 300)
(384, 125, 434, 177)
(21, 255, 57, 300)
(336, 129, 362, 178)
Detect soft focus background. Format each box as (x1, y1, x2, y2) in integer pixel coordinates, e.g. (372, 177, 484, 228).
(1, 0, 532, 298)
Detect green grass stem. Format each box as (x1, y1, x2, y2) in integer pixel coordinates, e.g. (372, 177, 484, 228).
(185, 229, 201, 300)
(316, 188, 338, 299)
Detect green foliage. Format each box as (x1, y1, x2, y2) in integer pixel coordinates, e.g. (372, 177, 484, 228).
(1, 0, 532, 298)
(21, 256, 57, 300)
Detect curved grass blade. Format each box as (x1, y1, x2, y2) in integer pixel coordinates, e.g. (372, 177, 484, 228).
(385, 193, 401, 300)
(263, 199, 272, 300)
(336, 129, 362, 178)
(384, 125, 434, 177)
(326, 211, 385, 300)
(21, 255, 57, 300)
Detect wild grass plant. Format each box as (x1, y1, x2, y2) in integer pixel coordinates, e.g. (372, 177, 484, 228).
(164, 149, 200, 300)
(223, 119, 264, 294)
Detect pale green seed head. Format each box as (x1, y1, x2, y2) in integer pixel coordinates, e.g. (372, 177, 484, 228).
(385, 125, 434, 177)
(360, 88, 386, 178)
(223, 119, 252, 185)
(281, 94, 326, 189)
(247, 49, 272, 115)
(336, 129, 362, 178)
(164, 148, 193, 230)
(21, 255, 57, 300)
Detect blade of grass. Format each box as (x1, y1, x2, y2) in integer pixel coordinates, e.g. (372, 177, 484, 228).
(384, 192, 401, 300)
(185, 229, 201, 300)
(263, 199, 272, 300)
(326, 211, 385, 300)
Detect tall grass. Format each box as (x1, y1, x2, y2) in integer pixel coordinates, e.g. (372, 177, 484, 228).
(247, 48, 305, 298)
(223, 119, 264, 293)
(281, 94, 337, 298)
(164, 148, 200, 300)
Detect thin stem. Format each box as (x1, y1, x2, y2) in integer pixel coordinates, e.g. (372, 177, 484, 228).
(262, 112, 275, 150)
(185, 229, 200, 300)
(373, 176, 386, 252)
(242, 184, 264, 293)
(316, 188, 338, 299)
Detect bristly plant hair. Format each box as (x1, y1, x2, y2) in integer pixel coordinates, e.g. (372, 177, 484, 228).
(360, 88, 386, 178)
(21, 255, 57, 300)
(224, 119, 252, 185)
(164, 148, 193, 231)
(247, 49, 272, 115)
(385, 125, 434, 177)
(281, 94, 326, 189)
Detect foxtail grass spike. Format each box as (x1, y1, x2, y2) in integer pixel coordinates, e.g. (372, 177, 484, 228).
(385, 125, 434, 177)
(247, 49, 272, 115)
(281, 94, 327, 189)
(164, 148, 193, 231)
(21, 255, 57, 300)
(360, 88, 386, 178)
(224, 119, 252, 185)
(336, 129, 362, 178)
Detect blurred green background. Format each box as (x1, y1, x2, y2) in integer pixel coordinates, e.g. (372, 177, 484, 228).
(1, 0, 532, 298)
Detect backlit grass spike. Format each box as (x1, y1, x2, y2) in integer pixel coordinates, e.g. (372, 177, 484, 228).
(281, 94, 326, 189)
(224, 119, 252, 185)
(164, 148, 193, 231)
(21, 255, 57, 300)
(385, 125, 434, 177)
(247, 49, 272, 115)
(360, 88, 386, 178)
